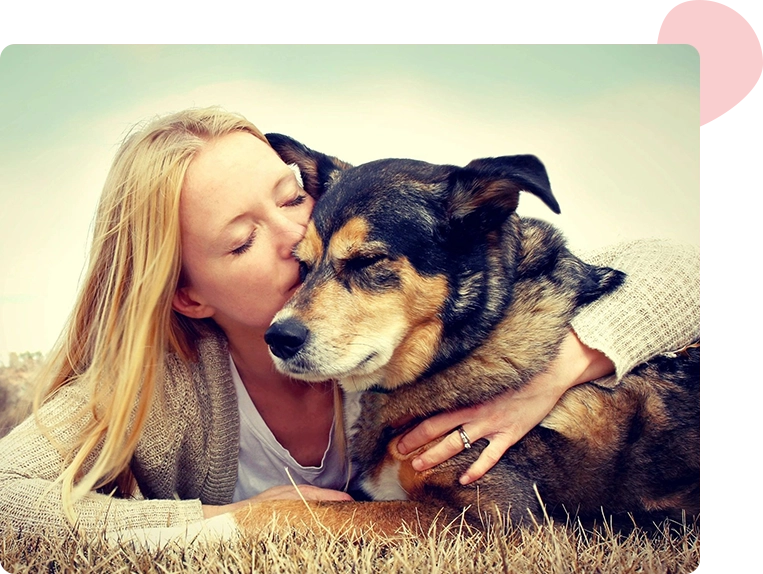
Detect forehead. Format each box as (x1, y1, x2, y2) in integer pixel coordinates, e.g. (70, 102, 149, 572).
(295, 217, 374, 264)
(183, 132, 275, 201)
(179, 132, 282, 235)
(311, 159, 447, 244)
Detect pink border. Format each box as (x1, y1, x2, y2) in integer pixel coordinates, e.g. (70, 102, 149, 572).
(0, 0, 752, 572)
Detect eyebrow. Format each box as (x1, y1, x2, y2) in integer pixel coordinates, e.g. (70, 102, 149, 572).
(214, 169, 296, 240)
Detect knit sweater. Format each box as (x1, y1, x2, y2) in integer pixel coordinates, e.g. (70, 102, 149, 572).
(570, 239, 701, 386)
(0, 239, 700, 536)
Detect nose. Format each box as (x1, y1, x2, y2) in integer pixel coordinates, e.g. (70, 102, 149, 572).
(265, 317, 309, 360)
(272, 214, 308, 260)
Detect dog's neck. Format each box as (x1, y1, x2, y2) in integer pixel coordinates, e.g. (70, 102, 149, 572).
(364, 218, 589, 422)
(425, 216, 568, 380)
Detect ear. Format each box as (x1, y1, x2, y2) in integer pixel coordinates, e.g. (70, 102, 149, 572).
(447, 155, 559, 232)
(265, 133, 352, 200)
(172, 287, 215, 319)
(575, 265, 626, 307)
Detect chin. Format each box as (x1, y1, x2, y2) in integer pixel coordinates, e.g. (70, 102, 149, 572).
(270, 352, 388, 390)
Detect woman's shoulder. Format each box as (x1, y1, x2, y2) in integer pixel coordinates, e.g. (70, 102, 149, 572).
(165, 323, 229, 382)
(161, 323, 236, 421)
(574, 237, 699, 269)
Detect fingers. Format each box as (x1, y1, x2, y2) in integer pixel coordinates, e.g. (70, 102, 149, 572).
(397, 408, 475, 455)
(253, 484, 354, 502)
(458, 435, 513, 485)
(297, 485, 354, 502)
(397, 380, 563, 483)
(404, 415, 527, 485)
(410, 426, 472, 471)
(411, 430, 519, 485)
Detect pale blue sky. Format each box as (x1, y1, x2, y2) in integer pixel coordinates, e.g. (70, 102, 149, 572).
(0, 45, 699, 359)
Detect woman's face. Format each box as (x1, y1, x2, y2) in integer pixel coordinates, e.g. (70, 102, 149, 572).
(173, 131, 315, 338)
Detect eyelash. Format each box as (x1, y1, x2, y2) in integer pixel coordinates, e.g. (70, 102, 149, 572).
(230, 193, 307, 256)
(284, 193, 307, 208)
(231, 232, 255, 256)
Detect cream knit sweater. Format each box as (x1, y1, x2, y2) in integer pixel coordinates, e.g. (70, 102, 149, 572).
(0, 239, 699, 536)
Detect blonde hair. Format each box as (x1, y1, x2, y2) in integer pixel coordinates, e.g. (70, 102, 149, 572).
(33, 107, 268, 522)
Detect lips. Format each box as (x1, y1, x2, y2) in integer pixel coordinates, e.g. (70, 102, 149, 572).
(355, 352, 378, 370)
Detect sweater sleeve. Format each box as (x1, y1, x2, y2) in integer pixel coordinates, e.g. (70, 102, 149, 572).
(569, 239, 700, 387)
(0, 380, 205, 537)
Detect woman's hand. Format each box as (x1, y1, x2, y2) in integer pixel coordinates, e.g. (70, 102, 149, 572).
(250, 484, 354, 503)
(396, 329, 615, 485)
(202, 485, 353, 518)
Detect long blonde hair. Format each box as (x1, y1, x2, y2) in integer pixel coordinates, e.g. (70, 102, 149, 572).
(33, 107, 268, 522)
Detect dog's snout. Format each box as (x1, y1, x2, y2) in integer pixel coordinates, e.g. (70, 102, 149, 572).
(265, 318, 309, 360)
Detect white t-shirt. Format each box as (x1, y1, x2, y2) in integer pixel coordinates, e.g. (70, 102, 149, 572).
(230, 355, 362, 502)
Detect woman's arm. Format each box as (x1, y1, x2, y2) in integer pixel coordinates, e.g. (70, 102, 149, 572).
(570, 239, 700, 383)
(1, 364, 354, 535)
(397, 239, 700, 484)
(202, 485, 353, 519)
(0, 381, 205, 536)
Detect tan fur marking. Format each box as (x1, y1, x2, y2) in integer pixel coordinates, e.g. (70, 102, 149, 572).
(299, 277, 351, 324)
(383, 262, 448, 388)
(328, 217, 370, 261)
(294, 253, 447, 389)
(441, 278, 573, 387)
(541, 375, 673, 448)
(639, 493, 692, 513)
(295, 222, 323, 264)
(365, 435, 423, 497)
(395, 452, 438, 501)
(452, 180, 519, 218)
(382, 435, 452, 501)
(642, 385, 672, 429)
(540, 385, 615, 447)
(233, 499, 454, 538)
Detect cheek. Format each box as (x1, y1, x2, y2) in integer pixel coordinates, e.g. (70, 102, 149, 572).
(298, 197, 316, 227)
(193, 256, 268, 306)
(238, 251, 295, 305)
(221, 271, 288, 325)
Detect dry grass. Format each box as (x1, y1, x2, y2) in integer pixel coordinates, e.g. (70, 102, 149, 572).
(0, 513, 699, 574)
(0, 360, 699, 573)
(0, 352, 41, 438)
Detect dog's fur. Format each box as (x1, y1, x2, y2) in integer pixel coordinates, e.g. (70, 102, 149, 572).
(263, 134, 699, 530)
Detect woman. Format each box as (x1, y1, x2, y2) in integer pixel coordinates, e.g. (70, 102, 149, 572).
(0, 107, 699, 535)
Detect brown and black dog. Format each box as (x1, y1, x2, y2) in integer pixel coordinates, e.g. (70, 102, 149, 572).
(263, 134, 699, 531)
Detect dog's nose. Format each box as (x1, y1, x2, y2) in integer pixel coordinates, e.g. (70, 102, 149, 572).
(264, 318, 309, 360)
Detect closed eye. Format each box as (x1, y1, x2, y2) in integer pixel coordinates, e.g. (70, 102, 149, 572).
(346, 254, 387, 271)
(342, 253, 398, 290)
(283, 193, 307, 208)
(231, 231, 255, 256)
(298, 260, 311, 282)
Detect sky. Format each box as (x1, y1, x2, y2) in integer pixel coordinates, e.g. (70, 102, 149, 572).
(0, 44, 699, 360)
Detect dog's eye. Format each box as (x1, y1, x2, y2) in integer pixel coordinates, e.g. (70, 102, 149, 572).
(298, 261, 311, 282)
(347, 254, 387, 271)
(343, 253, 399, 290)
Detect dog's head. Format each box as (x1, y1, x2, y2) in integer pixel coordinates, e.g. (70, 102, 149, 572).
(264, 134, 560, 392)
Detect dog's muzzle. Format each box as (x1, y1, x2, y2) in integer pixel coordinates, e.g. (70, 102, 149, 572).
(264, 318, 308, 360)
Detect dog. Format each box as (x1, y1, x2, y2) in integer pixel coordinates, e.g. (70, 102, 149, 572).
(261, 133, 700, 531)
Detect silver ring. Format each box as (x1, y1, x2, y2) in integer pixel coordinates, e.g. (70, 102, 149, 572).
(457, 426, 472, 450)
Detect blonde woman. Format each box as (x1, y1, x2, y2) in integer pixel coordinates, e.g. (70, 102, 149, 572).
(0, 107, 699, 537)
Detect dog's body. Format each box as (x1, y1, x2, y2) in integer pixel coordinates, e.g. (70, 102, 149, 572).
(264, 134, 699, 530)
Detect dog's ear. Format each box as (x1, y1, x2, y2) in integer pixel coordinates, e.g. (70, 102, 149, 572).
(575, 264, 626, 307)
(265, 133, 352, 200)
(446, 155, 559, 232)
